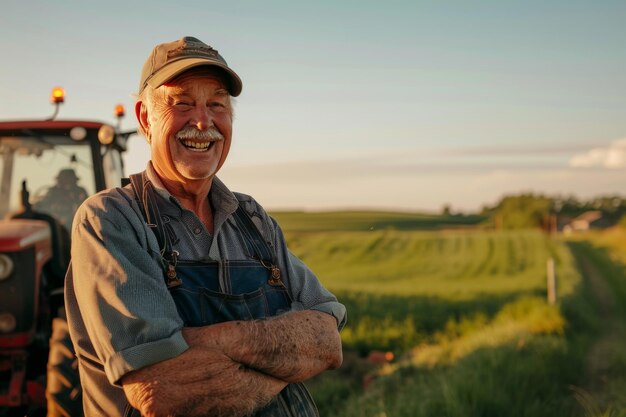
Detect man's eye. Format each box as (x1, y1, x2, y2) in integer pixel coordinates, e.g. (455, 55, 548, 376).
(175, 102, 192, 107)
(210, 102, 227, 110)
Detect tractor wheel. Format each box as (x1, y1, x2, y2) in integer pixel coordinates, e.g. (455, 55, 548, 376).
(46, 317, 83, 417)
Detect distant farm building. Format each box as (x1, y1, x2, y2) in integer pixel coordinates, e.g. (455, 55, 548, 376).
(562, 211, 610, 234)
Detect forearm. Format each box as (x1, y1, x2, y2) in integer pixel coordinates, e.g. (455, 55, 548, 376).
(213, 310, 343, 382)
(122, 343, 287, 417)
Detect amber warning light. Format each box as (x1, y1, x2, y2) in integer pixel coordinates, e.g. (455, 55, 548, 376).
(51, 86, 65, 104)
(114, 104, 125, 118)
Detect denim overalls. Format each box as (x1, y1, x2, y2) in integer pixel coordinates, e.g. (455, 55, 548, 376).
(127, 175, 318, 417)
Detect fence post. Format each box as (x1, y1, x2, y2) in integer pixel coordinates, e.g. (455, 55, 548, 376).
(547, 258, 557, 304)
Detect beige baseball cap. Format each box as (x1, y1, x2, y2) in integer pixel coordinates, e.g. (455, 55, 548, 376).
(138, 36, 242, 96)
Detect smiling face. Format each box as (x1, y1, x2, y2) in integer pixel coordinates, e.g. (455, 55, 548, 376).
(137, 68, 233, 188)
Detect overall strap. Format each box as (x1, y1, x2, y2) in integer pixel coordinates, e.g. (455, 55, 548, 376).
(233, 205, 274, 261)
(233, 203, 283, 287)
(128, 173, 182, 288)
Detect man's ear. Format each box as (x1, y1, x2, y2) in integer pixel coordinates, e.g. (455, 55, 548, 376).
(135, 100, 150, 140)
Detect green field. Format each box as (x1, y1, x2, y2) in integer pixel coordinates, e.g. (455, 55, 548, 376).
(272, 211, 626, 417)
(271, 210, 486, 232)
(285, 228, 574, 296)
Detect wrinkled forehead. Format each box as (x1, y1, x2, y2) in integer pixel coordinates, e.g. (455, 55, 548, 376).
(143, 67, 232, 109)
(166, 67, 230, 90)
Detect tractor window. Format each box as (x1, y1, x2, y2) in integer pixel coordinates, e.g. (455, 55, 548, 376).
(102, 147, 124, 189)
(0, 135, 95, 232)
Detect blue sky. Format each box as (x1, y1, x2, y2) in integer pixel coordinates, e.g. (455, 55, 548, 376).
(2, 0, 625, 212)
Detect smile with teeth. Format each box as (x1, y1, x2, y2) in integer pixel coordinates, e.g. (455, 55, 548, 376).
(179, 139, 217, 151)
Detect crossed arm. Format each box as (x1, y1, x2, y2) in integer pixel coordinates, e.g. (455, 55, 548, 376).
(121, 310, 342, 417)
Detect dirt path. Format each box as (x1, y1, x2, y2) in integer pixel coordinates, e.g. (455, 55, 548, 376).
(577, 253, 625, 411)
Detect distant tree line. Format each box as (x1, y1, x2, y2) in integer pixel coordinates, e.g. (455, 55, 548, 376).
(478, 193, 626, 230)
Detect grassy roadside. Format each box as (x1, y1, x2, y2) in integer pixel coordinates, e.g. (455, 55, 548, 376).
(566, 229, 626, 415)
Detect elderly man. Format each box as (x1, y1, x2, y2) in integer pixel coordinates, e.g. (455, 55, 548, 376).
(65, 36, 345, 417)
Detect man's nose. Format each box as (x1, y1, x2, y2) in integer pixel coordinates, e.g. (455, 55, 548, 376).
(191, 105, 213, 130)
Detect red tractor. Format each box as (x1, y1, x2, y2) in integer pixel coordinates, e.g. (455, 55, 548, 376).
(0, 88, 134, 416)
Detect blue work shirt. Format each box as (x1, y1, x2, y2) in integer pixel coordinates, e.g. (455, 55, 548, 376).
(65, 162, 346, 417)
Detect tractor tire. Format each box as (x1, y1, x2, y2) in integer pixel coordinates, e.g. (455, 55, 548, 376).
(46, 317, 83, 417)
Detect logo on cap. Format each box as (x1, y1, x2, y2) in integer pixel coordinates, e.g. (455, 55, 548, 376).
(167, 40, 219, 61)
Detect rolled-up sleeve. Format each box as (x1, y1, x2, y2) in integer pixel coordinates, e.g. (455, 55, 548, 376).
(266, 216, 347, 331)
(69, 193, 188, 385)
(286, 251, 347, 330)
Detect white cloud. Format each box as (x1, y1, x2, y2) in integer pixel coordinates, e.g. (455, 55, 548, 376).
(569, 138, 626, 169)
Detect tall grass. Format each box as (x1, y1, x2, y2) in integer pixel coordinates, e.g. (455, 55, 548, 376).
(338, 335, 582, 417)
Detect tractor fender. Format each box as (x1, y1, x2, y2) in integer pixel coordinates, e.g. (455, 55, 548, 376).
(0, 219, 52, 270)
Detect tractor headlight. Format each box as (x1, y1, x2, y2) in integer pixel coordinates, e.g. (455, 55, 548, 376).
(98, 124, 115, 145)
(0, 254, 13, 281)
(0, 312, 16, 333)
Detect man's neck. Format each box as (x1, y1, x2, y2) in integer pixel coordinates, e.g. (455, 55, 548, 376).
(159, 175, 215, 234)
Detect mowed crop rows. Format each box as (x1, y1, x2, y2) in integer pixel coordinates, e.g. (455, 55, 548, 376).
(285, 229, 575, 298)
(281, 227, 580, 355)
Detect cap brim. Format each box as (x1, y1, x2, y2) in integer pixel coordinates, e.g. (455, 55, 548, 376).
(147, 58, 242, 97)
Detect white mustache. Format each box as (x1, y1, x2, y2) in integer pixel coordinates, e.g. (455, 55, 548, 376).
(176, 127, 224, 141)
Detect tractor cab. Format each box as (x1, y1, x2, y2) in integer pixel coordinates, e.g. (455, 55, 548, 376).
(1, 119, 128, 218)
(0, 89, 130, 232)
